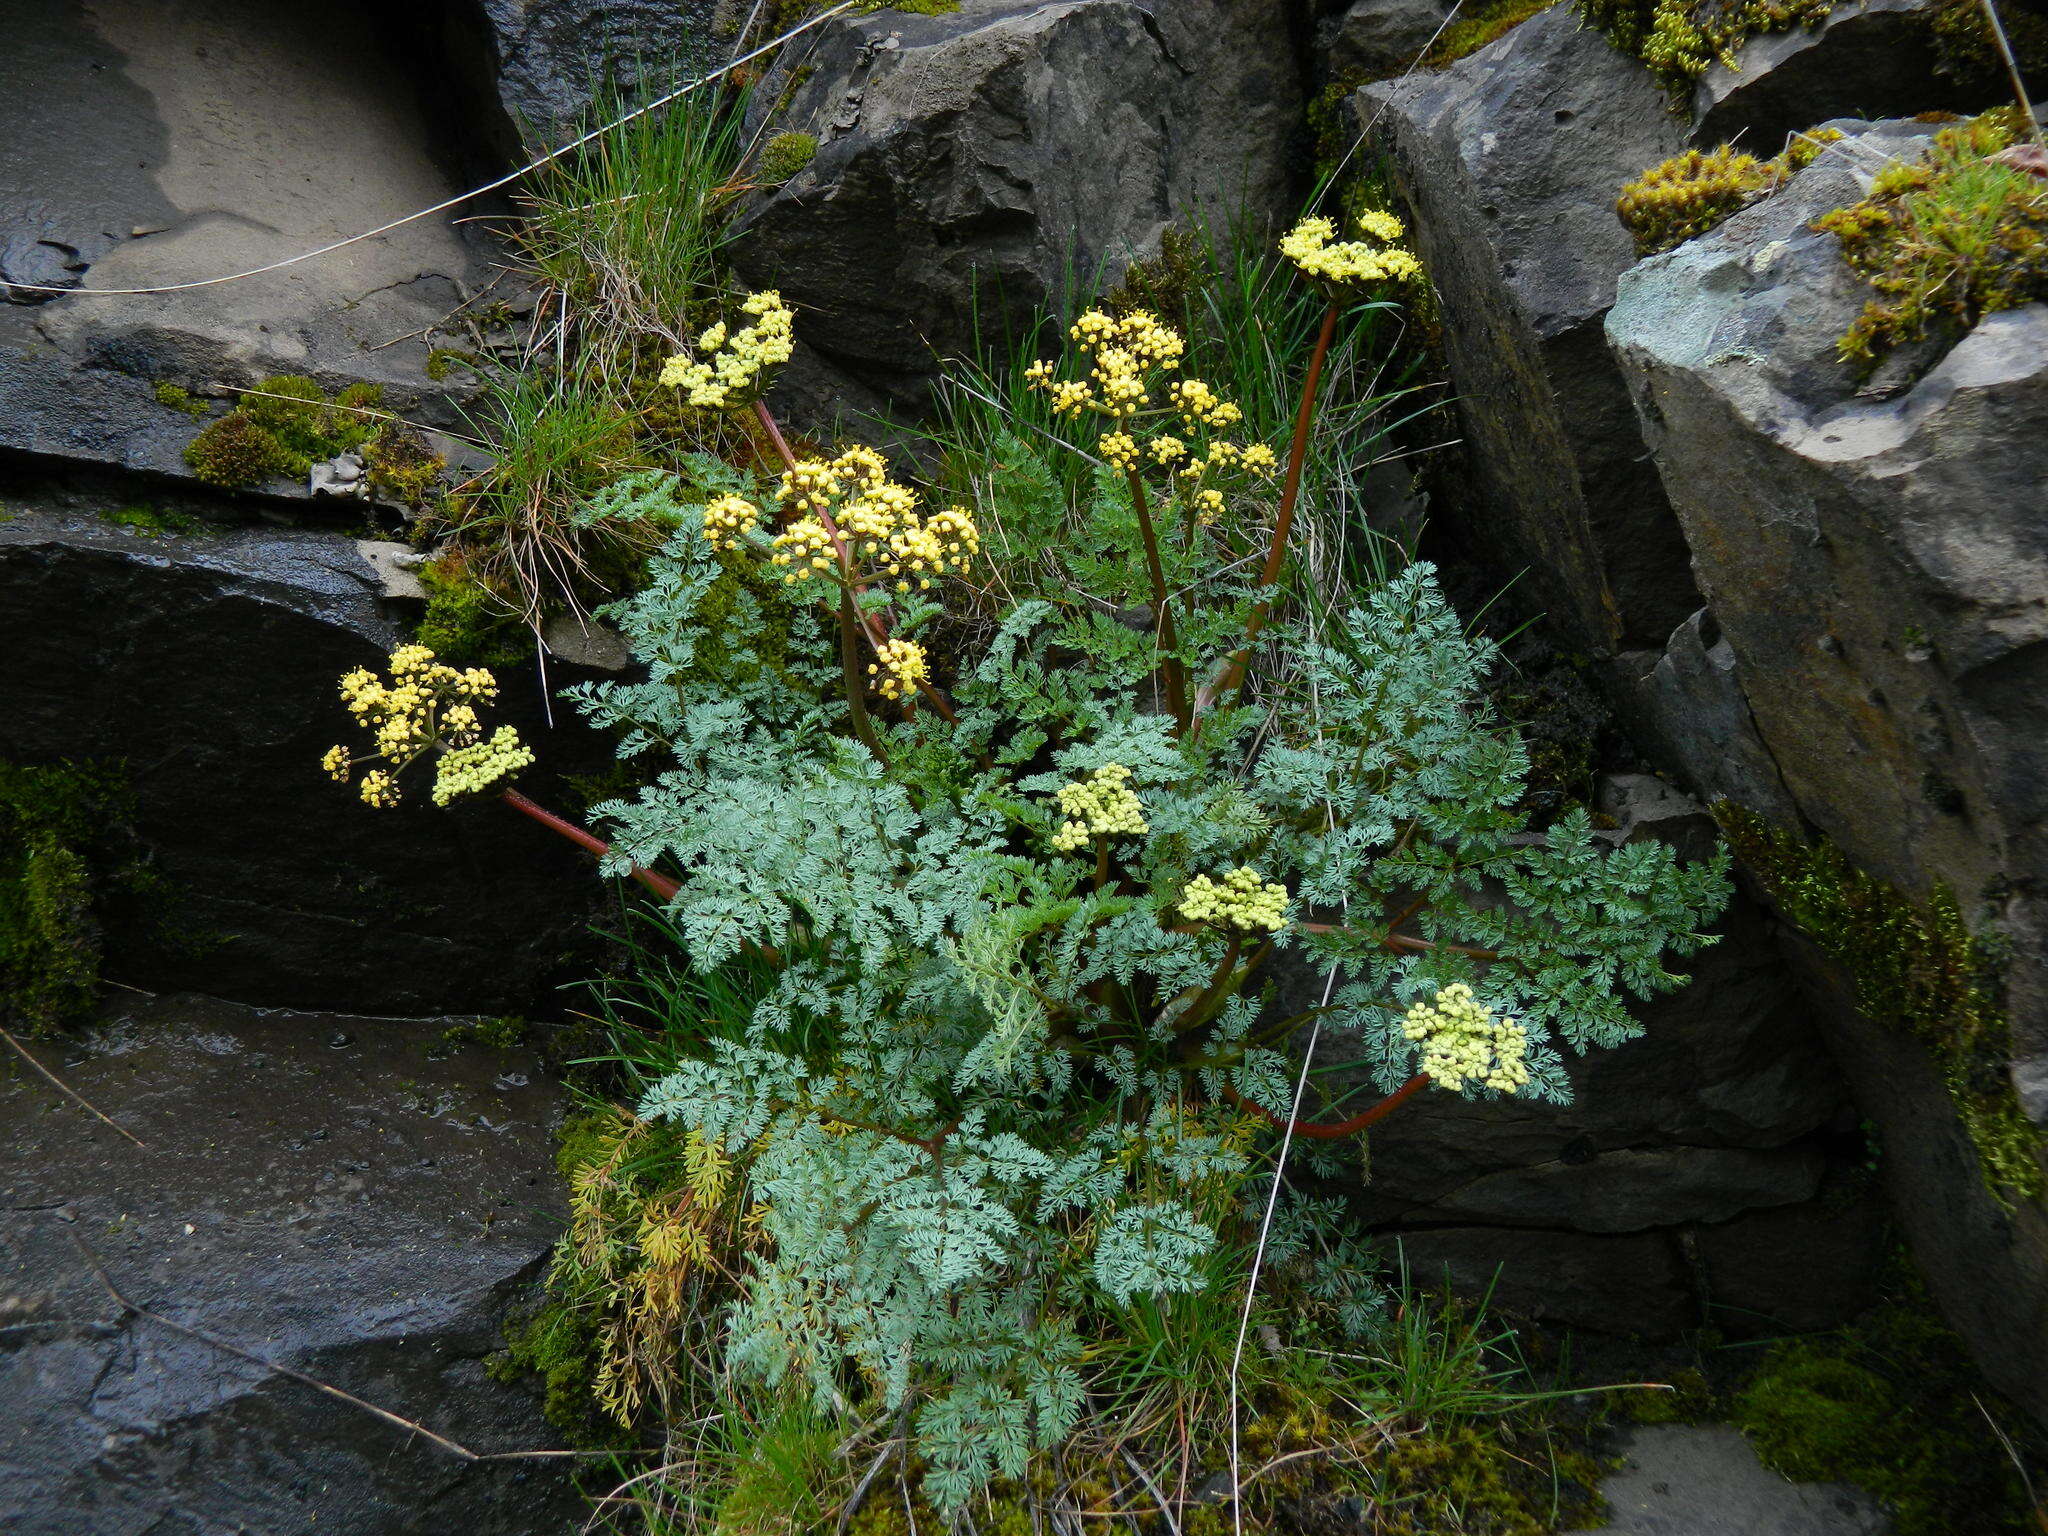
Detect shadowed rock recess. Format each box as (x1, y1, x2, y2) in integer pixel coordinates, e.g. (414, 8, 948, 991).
(1, 0, 2044, 1527)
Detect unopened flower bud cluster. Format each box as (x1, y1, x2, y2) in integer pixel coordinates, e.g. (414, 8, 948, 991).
(1401, 982, 1530, 1094)
(1178, 866, 1290, 932)
(1049, 762, 1149, 852)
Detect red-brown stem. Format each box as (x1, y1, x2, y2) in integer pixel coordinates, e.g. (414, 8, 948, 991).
(751, 400, 960, 726)
(499, 787, 680, 902)
(1222, 1071, 1429, 1140)
(1126, 469, 1190, 734)
(1295, 920, 1500, 961)
(1192, 301, 1343, 722)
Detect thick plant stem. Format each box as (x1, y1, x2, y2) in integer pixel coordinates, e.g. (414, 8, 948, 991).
(1192, 301, 1342, 722)
(499, 786, 680, 901)
(1222, 1071, 1428, 1140)
(1127, 470, 1191, 733)
(751, 400, 960, 725)
(838, 584, 889, 763)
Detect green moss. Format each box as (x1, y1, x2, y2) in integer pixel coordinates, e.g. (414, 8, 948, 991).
(436, 1015, 529, 1055)
(1425, 0, 1559, 66)
(1733, 1277, 2041, 1536)
(424, 347, 480, 383)
(151, 381, 207, 417)
(101, 505, 204, 539)
(0, 762, 130, 1036)
(756, 131, 818, 187)
(414, 552, 531, 669)
(361, 421, 444, 508)
(1617, 131, 1843, 255)
(1816, 107, 2047, 375)
(1577, 0, 1833, 99)
(1718, 803, 2043, 1202)
(182, 410, 300, 488)
(182, 375, 395, 489)
(1929, 0, 2048, 90)
(490, 1283, 634, 1449)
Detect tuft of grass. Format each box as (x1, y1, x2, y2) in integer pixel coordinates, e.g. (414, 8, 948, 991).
(1816, 106, 2048, 374)
(430, 374, 655, 625)
(518, 83, 750, 388)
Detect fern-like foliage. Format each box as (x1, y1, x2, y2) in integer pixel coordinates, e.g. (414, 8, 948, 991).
(572, 423, 1727, 1510)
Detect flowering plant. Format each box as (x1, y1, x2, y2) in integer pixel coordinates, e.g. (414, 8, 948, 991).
(546, 221, 1728, 1508)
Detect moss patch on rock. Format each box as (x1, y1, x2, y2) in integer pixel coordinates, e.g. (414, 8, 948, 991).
(1733, 1271, 2043, 1535)
(1577, 0, 1833, 98)
(0, 761, 130, 1036)
(757, 131, 818, 187)
(1617, 130, 1842, 254)
(1815, 107, 2048, 375)
(1718, 803, 2042, 1203)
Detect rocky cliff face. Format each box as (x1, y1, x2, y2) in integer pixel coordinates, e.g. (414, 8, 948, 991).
(2, 0, 2044, 1527)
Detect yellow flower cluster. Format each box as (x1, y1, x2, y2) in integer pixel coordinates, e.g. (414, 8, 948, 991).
(432, 726, 536, 807)
(1025, 308, 1183, 421)
(701, 493, 762, 552)
(1167, 377, 1243, 429)
(323, 646, 526, 809)
(767, 445, 978, 593)
(1178, 866, 1289, 932)
(657, 290, 795, 409)
(1401, 982, 1530, 1094)
(1280, 213, 1423, 290)
(867, 637, 930, 701)
(1049, 762, 1148, 852)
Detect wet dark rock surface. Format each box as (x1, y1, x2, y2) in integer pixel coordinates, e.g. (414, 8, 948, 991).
(0, 508, 618, 1015)
(1563, 1425, 1892, 1536)
(0, 992, 576, 1535)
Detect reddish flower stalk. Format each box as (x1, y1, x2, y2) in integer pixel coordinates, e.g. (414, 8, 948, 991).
(1192, 301, 1343, 724)
(499, 786, 678, 901)
(751, 400, 959, 726)
(1221, 1071, 1428, 1140)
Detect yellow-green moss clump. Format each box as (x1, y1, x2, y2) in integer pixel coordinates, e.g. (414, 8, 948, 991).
(757, 131, 818, 187)
(1719, 803, 2042, 1203)
(182, 375, 410, 489)
(1815, 107, 2048, 373)
(1425, 0, 1560, 66)
(362, 421, 444, 508)
(151, 381, 207, 417)
(1618, 130, 1843, 254)
(1578, 0, 1832, 97)
(1929, 0, 2048, 91)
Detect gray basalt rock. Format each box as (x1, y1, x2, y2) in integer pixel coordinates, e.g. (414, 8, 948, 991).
(1607, 119, 2048, 1417)
(1693, 0, 1982, 147)
(475, 0, 725, 149)
(1321, 0, 1452, 78)
(1358, 6, 1701, 656)
(0, 0, 505, 499)
(0, 993, 576, 1536)
(732, 0, 1303, 403)
(0, 508, 617, 1015)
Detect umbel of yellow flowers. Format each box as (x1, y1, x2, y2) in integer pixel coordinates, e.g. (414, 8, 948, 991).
(1049, 762, 1149, 852)
(1402, 982, 1531, 1095)
(1178, 866, 1291, 933)
(322, 645, 533, 808)
(657, 290, 796, 409)
(1279, 210, 1423, 293)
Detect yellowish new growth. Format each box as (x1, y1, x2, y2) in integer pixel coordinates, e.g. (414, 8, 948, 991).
(1050, 762, 1149, 852)
(1178, 866, 1289, 933)
(657, 290, 796, 409)
(1401, 982, 1530, 1094)
(323, 645, 530, 809)
(1280, 213, 1423, 291)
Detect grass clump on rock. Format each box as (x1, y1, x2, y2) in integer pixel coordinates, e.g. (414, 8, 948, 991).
(1815, 106, 2048, 372)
